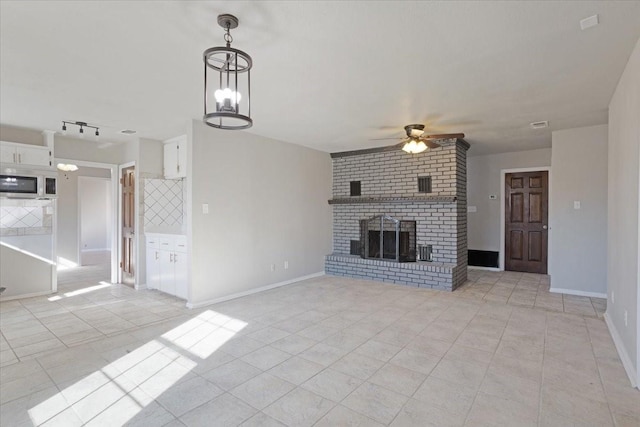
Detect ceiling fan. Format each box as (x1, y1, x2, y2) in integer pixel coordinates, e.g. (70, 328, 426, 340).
(373, 124, 464, 154)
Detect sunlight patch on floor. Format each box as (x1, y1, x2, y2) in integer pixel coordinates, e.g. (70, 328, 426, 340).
(28, 310, 244, 425)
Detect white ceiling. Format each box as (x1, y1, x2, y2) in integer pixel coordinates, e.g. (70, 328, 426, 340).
(1, 1, 639, 156)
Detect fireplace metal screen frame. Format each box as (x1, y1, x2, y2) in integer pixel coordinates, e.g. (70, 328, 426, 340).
(359, 214, 416, 263)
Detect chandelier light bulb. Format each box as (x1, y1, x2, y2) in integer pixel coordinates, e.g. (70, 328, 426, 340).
(214, 89, 225, 102)
(222, 88, 232, 98)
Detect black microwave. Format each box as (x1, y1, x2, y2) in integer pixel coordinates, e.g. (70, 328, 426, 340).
(0, 169, 57, 199)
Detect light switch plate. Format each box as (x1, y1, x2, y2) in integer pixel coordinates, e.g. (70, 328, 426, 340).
(467, 206, 477, 213)
(202, 203, 209, 214)
(574, 201, 581, 210)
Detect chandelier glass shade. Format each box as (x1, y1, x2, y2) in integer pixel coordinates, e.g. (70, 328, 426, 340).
(203, 14, 252, 130)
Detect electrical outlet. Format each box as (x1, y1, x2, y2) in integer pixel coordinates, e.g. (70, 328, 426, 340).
(624, 310, 628, 327)
(284, 261, 289, 270)
(270, 264, 276, 272)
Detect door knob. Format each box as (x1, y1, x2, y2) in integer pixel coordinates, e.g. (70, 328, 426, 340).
(542, 225, 548, 229)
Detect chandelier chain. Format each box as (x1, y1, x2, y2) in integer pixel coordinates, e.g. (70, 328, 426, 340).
(223, 25, 233, 46)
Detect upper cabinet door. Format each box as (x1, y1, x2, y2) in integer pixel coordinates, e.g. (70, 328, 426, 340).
(0, 143, 16, 164)
(163, 135, 187, 179)
(17, 145, 51, 167)
(0, 142, 51, 167)
(163, 142, 179, 178)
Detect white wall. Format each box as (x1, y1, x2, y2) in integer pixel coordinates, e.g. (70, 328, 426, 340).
(0, 125, 46, 146)
(187, 120, 333, 306)
(0, 243, 54, 300)
(467, 148, 552, 251)
(54, 134, 130, 165)
(79, 177, 110, 252)
(550, 125, 608, 296)
(607, 37, 640, 387)
(136, 138, 164, 287)
(57, 166, 110, 265)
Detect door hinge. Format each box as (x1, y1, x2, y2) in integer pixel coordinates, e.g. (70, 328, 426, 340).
(120, 178, 123, 184)
(119, 261, 123, 268)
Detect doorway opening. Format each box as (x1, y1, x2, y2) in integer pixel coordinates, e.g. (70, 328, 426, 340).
(55, 159, 118, 289)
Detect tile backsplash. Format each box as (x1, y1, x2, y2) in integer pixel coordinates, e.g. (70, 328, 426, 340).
(143, 178, 184, 227)
(0, 199, 53, 236)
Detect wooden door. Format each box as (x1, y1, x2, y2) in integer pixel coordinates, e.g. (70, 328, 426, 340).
(121, 166, 135, 285)
(505, 171, 548, 273)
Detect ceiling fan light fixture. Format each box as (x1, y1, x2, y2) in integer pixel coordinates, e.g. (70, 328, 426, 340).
(57, 163, 78, 172)
(402, 139, 427, 154)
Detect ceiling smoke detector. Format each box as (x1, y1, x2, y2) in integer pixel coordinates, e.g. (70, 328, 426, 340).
(119, 129, 137, 135)
(530, 121, 549, 129)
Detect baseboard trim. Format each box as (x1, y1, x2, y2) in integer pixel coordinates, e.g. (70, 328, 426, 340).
(135, 283, 148, 291)
(604, 312, 638, 388)
(549, 287, 607, 298)
(186, 272, 326, 309)
(0, 290, 54, 302)
(467, 266, 502, 272)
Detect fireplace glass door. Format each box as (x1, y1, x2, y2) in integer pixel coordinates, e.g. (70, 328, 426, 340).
(360, 215, 416, 262)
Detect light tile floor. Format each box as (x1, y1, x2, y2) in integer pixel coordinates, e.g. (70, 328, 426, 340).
(1, 268, 638, 426)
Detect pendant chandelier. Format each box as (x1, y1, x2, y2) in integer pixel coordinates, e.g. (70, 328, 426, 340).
(203, 14, 252, 130)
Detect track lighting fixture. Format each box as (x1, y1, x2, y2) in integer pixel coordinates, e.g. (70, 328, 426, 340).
(61, 121, 100, 140)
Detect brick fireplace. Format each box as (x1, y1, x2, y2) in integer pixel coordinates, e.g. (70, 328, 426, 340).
(325, 138, 469, 291)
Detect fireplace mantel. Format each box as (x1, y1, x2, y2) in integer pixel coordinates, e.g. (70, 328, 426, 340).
(328, 195, 457, 205)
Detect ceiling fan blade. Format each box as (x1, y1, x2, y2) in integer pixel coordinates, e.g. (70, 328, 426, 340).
(423, 133, 465, 140)
(369, 137, 404, 141)
(423, 139, 441, 149)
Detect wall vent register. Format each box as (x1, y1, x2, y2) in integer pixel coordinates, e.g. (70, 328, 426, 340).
(417, 176, 432, 193)
(350, 181, 361, 196)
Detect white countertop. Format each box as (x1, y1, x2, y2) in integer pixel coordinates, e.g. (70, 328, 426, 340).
(144, 226, 185, 236)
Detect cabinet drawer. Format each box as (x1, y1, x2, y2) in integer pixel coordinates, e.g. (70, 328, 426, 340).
(158, 237, 175, 251)
(174, 236, 187, 253)
(146, 237, 160, 249)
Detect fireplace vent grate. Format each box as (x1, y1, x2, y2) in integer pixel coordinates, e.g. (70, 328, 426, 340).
(350, 181, 361, 196)
(418, 176, 432, 193)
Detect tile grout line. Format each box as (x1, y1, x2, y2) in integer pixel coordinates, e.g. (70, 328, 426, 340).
(460, 300, 512, 426)
(537, 310, 548, 426)
(585, 318, 618, 426)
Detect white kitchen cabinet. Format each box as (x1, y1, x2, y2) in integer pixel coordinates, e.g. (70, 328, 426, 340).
(0, 141, 51, 167)
(145, 233, 187, 300)
(146, 236, 162, 290)
(163, 135, 187, 179)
